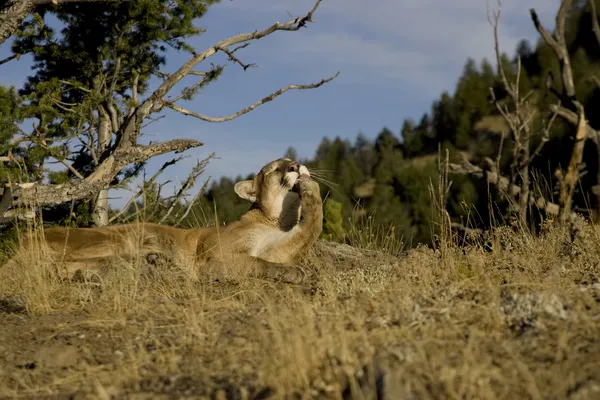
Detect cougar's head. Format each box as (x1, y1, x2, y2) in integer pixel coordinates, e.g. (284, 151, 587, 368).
(234, 158, 311, 226)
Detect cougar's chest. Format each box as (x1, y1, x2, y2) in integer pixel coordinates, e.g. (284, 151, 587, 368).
(248, 227, 293, 260)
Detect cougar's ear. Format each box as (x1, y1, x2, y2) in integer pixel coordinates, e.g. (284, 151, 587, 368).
(234, 180, 256, 202)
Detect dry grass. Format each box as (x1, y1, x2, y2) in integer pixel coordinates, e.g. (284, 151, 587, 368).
(1, 215, 600, 399)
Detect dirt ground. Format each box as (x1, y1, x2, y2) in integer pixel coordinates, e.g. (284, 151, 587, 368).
(1, 223, 600, 399)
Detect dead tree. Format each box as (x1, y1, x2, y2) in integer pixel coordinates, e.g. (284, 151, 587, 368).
(0, 0, 339, 225)
(529, 0, 593, 223)
(449, 0, 595, 228)
(486, 0, 544, 228)
(448, 0, 553, 229)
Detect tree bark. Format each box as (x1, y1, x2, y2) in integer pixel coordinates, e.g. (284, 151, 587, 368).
(92, 110, 111, 226)
(0, 0, 331, 224)
(518, 136, 530, 228)
(1, 0, 124, 48)
(559, 109, 588, 222)
(5, 139, 202, 212)
(0, 0, 34, 48)
(447, 156, 579, 221)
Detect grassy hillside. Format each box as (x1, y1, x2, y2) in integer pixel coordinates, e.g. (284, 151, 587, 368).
(1, 217, 599, 399)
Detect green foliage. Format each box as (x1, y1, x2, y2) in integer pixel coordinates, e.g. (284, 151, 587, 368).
(322, 198, 344, 241)
(6, 0, 600, 250)
(0, 86, 26, 185)
(190, 1, 600, 247)
(284, 146, 298, 161)
(1, 0, 220, 225)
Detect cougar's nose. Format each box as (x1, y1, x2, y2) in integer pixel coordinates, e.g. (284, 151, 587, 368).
(288, 162, 300, 173)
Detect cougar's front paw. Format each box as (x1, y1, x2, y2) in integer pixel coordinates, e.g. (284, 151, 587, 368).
(296, 175, 319, 198)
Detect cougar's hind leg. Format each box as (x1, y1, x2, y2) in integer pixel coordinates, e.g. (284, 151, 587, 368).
(203, 255, 306, 284)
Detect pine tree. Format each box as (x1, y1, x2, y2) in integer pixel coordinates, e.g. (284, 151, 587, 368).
(353, 132, 376, 178)
(7, 0, 218, 225)
(0, 86, 28, 185)
(322, 198, 344, 241)
(431, 92, 456, 149)
(0, 1, 336, 226)
(284, 146, 299, 161)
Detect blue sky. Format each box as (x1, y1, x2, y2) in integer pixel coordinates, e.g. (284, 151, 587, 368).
(0, 0, 559, 208)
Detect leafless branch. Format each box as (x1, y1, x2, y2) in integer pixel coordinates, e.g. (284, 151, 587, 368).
(489, 0, 537, 226)
(167, 72, 214, 104)
(529, 108, 557, 163)
(590, 0, 600, 47)
(141, 115, 166, 129)
(166, 72, 340, 123)
(531, 1, 599, 222)
(108, 156, 183, 224)
(488, 0, 515, 99)
(128, 0, 329, 145)
(6, 138, 202, 211)
(550, 104, 600, 143)
(531, 2, 579, 106)
(0, 53, 19, 66)
(129, 70, 139, 116)
(447, 155, 575, 219)
(230, 43, 250, 54)
(559, 108, 588, 221)
(218, 45, 256, 71)
(158, 153, 214, 224)
(1, 0, 333, 222)
(450, 222, 485, 236)
(174, 175, 211, 227)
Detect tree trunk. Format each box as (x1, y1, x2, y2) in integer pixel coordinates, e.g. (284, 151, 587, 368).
(559, 109, 587, 223)
(93, 188, 109, 226)
(591, 139, 600, 223)
(92, 111, 111, 226)
(518, 137, 530, 229)
(0, 0, 34, 48)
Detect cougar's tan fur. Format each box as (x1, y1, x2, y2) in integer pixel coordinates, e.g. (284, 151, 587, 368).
(8, 158, 323, 284)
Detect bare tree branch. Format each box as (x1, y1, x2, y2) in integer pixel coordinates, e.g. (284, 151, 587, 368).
(218, 44, 256, 71)
(531, 3, 579, 105)
(166, 72, 340, 123)
(531, 1, 598, 221)
(6, 138, 202, 211)
(125, 0, 329, 147)
(549, 104, 600, 143)
(167, 72, 215, 104)
(108, 156, 183, 224)
(559, 108, 588, 221)
(447, 156, 575, 219)
(159, 153, 214, 224)
(529, 108, 557, 164)
(488, 0, 515, 99)
(450, 222, 485, 236)
(1, 0, 334, 225)
(489, 0, 538, 226)
(174, 175, 211, 227)
(590, 0, 600, 47)
(0, 53, 19, 66)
